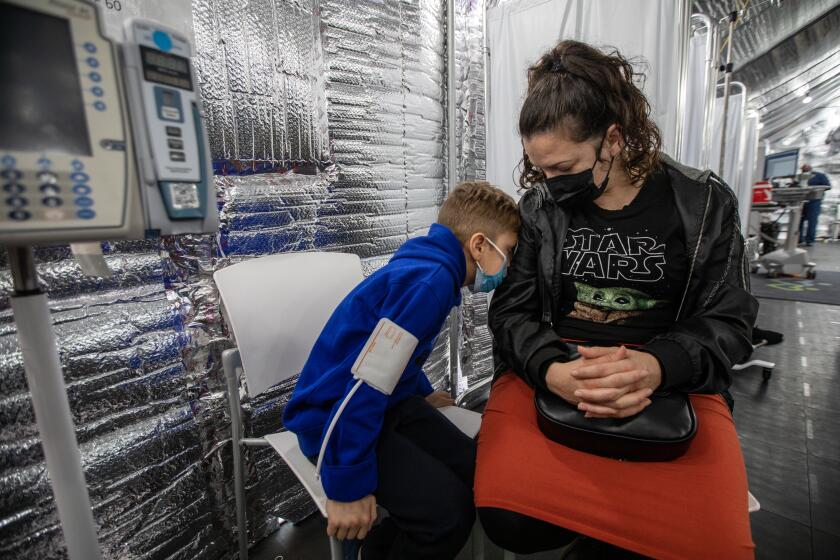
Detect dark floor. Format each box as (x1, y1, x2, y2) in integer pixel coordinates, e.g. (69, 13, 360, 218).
(251, 241, 840, 560)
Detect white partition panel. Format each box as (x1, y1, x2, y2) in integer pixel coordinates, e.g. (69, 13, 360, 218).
(486, 0, 690, 198)
(710, 88, 746, 187)
(679, 15, 718, 170)
(738, 113, 761, 233)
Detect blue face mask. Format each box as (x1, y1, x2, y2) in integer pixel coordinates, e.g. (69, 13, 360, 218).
(472, 237, 509, 293)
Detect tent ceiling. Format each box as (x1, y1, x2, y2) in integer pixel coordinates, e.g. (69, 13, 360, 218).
(693, 0, 840, 160)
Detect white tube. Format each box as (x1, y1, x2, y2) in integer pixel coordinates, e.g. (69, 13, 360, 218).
(719, 12, 737, 176)
(446, 0, 457, 192)
(70, 243, 113, 278)
(446, 0, 460, 399)
(11, 293, 102, 560)
(315, 378, 365, 479)
(672, 0, 693, 160)
(688, 13, 719, 170)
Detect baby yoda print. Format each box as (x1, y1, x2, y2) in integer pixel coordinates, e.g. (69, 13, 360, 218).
(570, 282, 665, 324)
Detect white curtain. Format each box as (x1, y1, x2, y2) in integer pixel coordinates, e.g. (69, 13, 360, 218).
(679, 27, 712, 169)
(709, 88, 759, 233)
(709, 90, 745, 189)
(486, 0, 687, 198)
(737, 114, 760, 232)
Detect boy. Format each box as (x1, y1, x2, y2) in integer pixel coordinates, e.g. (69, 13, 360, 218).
(283, 181, 520, 559)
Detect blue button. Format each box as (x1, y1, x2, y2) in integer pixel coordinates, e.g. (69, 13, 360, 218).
(37, 157, 51, 168)
(9, 209, 30, 221)
(153, 30, 173, 52)
(43, 197, 63, 207)
(72, 184, 92, 195)
(86, 57, 99, 68)
(1, 169, 22, 180)
(84, 42, 97, 53)
(75, 196, 94, 207)
(94, 101, 106, 111)
(6, 196, 27, 207)
(91, 86, 104, 97)
(71, 172, 90, 183)
(77, 209, 96, 220)
(2, 155, 16, 167)
(71, 160, 84, 170)
(89, 72, 102, 82)
(3, 183, 24, 194)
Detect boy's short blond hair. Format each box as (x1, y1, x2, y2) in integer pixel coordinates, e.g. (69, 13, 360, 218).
(437, 182, 520, 245)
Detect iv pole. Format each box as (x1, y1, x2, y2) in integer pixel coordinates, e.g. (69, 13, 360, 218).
(718, 10, 738, 176)
(7, 246, 103, 560)
(445, 0, 460, 400)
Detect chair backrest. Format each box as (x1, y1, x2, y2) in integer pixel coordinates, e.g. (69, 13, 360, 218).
(214, 252, 364, 396)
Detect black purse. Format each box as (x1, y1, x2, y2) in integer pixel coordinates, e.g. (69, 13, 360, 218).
(535, 387, 697, 461)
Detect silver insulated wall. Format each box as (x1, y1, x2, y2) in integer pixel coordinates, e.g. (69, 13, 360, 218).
(0, 0, 487, 558)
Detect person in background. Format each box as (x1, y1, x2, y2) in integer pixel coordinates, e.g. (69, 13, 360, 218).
(799, 163, 831, 246)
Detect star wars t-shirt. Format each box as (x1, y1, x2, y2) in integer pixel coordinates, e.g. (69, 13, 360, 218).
(553, 169, 688, 346)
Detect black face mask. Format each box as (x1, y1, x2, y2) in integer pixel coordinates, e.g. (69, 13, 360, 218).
(543, 142, 615, 207)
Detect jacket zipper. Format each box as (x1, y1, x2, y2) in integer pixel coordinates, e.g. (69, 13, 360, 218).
(541, 273, 553, 326)
(675, 184, 712, 322)
(543, 229, 559, 328)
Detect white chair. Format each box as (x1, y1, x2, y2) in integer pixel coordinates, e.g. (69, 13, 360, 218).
(213, 252, 483, 560)
(733, 340, 776, 381)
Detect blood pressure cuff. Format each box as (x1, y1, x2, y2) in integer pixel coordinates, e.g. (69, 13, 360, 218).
(352, 318, 419, 395)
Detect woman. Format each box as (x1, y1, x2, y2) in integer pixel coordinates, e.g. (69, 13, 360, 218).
(475, 40, 758, 559)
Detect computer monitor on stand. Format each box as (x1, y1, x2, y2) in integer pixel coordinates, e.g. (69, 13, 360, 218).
(763, 149, 799, 183)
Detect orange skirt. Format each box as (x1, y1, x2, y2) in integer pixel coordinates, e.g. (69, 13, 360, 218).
(475, 373, 755, 560)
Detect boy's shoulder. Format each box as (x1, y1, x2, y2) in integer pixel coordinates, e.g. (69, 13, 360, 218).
(365, 258, 455, 307)
(375, 257, 448, 289)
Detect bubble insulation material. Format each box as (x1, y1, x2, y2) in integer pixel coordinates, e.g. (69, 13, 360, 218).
(0, 0, 487, 557)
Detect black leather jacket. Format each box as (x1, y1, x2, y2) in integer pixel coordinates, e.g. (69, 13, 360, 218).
(489, 156, 759, 394)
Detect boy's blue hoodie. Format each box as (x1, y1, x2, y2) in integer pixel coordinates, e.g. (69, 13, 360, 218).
(282, 224, 466, 502)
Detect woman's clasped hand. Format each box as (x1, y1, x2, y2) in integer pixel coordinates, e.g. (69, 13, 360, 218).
(546, 346, 663, 419)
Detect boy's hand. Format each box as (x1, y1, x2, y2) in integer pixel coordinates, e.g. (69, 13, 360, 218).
(425, 390, 455, 408)
(326, 495, 377, 541)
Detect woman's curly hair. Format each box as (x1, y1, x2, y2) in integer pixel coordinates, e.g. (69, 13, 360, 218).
(518, 40, 662, 190)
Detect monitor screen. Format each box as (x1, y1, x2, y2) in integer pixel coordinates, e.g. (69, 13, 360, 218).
(0, 4, 93, 156)
(763, 149, 799, 180)
(141, 46, 193, 90)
